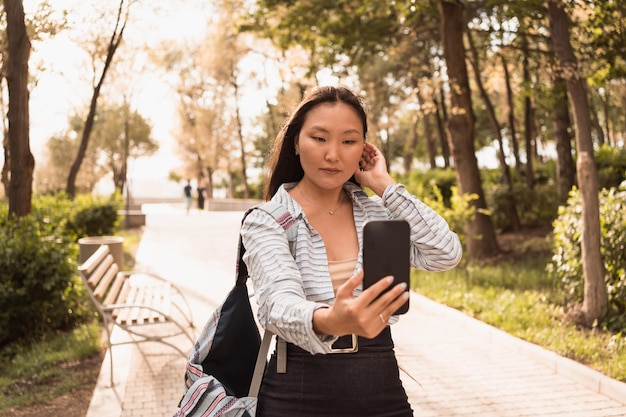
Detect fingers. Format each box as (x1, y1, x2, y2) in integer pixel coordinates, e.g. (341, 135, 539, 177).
(359, 143, 379, 171)
(363, 141, 380, 156)
(371, 278, 409, 312)
(376, 288, 410, 323)
(363, 275, 409, 322)
(356, 274, 394, 305)
(332, 271, 409, 337)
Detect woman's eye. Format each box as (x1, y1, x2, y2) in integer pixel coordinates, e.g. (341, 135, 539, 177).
(313, 136, 325, 142)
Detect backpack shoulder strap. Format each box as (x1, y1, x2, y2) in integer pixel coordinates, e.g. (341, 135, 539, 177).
(236, 201, 297, 285)
(241, 201, 297, 398)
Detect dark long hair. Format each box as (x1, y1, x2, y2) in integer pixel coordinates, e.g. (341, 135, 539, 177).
(264, 86, 368, 200)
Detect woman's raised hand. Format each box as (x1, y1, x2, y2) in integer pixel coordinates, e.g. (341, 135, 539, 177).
(354, 142, 396, 197)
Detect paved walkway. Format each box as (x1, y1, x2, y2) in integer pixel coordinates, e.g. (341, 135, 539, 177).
(86, 204, 626, 417)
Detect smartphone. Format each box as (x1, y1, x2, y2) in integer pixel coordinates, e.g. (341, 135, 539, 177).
(362, 220, 410, 315)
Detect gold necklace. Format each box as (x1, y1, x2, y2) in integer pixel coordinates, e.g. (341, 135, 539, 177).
(298, 185, 345, 215)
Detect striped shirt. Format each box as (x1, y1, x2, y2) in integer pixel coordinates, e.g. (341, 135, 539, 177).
(241, 182, 462, 354)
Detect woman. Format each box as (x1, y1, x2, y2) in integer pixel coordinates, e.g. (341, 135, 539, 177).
(241, 86, 462, 416)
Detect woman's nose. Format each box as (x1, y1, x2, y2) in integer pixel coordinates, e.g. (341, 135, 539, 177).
(325, 142, 339, 162)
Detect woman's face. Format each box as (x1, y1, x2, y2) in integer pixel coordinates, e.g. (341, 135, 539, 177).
(295, 102, 365, 190)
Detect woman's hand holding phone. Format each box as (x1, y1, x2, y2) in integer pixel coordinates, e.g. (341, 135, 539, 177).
(312, 270, 409, 339)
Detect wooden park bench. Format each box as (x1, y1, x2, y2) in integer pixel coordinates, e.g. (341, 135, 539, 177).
(78, 244, 195, 385)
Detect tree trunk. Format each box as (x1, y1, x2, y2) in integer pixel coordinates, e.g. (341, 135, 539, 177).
(439, 0, 499, 258)
(548, 0, 606, 326)
(66, 0, 127, 198)
(436, 87, 451, 168)
(1, 141, 9, 197)
(416, 89, 436, 170)
(423, 113, 437, 169)
(551, 76, 575, 203)
(402, 113, 420, 172)
(588, 100, 606, 146)
(500, 53, 521, 173)
(600, 90, 611, 146)
(467, 31, 520, 231)
(232, 79, 250, 198)
(522, 34, 535, 189)
(4, 0, 34, 217)
(466, 31, 513, 190)
(2, 89, 11, 197)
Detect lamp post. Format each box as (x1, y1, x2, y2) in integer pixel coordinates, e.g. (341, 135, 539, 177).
(124, 107, 130, 229)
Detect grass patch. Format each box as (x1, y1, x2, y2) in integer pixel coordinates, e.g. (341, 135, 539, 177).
(412, 257, 626, 383)
(118, 227, 143, 270)
(0, 322, 103, 410)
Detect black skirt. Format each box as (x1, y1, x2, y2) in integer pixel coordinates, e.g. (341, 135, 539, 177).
(257, 327, 413, 417)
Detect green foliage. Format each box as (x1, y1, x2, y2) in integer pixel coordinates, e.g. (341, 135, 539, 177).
(31, 192, 121, 240)
(71, 201, 120, 237)
(547, 184, 626, 331)
(595, 144, 626, 190)
(401, 168, 458, 207)
(486, 182, 561, 231)
(397, 168, 476, 251)
(244, 0, 403, 70)
(0, 193, 121, 349)
(0, 211, 90, 348)
(477, 164, 560, 231)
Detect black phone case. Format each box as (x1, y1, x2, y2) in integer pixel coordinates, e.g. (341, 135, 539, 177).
(362, 220, 410, 315)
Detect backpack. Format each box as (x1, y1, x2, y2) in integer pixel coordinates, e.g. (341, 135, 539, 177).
(173, 201, 296, 417)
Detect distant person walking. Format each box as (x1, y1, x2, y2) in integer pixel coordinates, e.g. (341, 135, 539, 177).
(197, 179, 206, 210)
(183, 180, 192, 214)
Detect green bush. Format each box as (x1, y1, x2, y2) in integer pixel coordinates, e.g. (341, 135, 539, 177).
(398, 169, 476, 253)
(71, 203, 119, 237)
(66, 193, 121, 238)
(547, 183, 626, 331)
(0, 193, 121, 349)
(30, 192, 121, 240)
(0, 213, 91, 348)
(595, 145, 626, 190)
(486, 182, 561, 231)
(400, 168, 458, 207)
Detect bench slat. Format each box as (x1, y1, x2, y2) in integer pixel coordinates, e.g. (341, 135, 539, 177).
(78, 245, 110, 276)
(118, 280, 137, 324)
(102, 271, 126, 305)
(132, 284, 152, 324)
(153, 283, 171, 321)
(93, 265, 119, 305)
(88, 254, 116, 289)
(113, 280, 133, 323)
